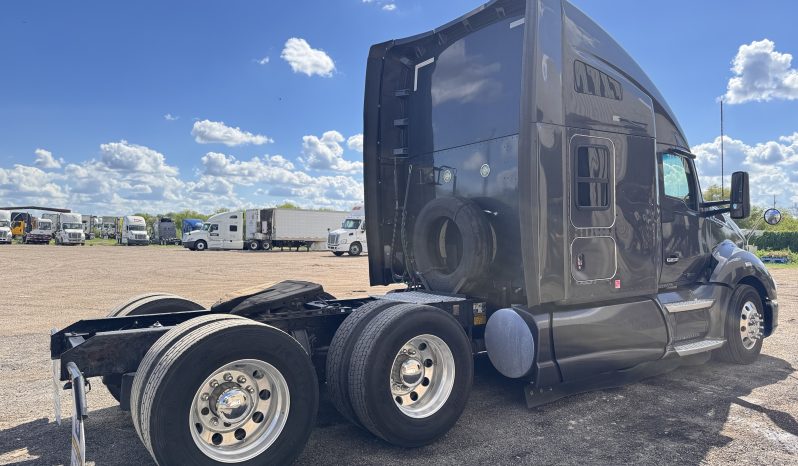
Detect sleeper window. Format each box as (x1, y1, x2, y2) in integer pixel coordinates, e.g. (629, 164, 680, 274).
(575, 146, 610, 210)
(229, 225, 238, 232)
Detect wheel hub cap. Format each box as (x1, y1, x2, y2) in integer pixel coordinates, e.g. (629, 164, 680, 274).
(190, 359, 290, 462)
(389, 334, 455, 419)
(739, 301, 764, 350)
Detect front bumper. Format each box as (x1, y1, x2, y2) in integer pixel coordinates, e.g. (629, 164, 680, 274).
(183, 240, 197, 249)
(328, 243, 346, 251)
(26, 234, 51, 243)
(0, 237, 11, 244)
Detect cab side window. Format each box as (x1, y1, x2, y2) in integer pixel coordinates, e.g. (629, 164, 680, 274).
(662, 153, 697, 210)
(210, 224, 219, 232)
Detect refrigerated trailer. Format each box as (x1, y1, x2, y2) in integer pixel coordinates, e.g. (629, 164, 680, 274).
(245, 208, 349, 251)
(49, 1, 781, 465)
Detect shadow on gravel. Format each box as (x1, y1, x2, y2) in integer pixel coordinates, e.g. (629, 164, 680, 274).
(1, 354, 794, 465)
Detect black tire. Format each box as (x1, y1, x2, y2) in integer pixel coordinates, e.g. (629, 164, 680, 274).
(332, 251, 345, 257)
(262, 241, 272, 251)
(135, 318, 318, 466)
(348, 304, 473, 447)
(103, 293, 206, 401)
(248, 240, 261, 251)
(130, 314, 243, 437)
(348, 242, 362, 256)
(716, 284, 764, 364)
(411, 197, 492, 293)
(326, 300, 402, 425)
(195, 240, 208, 251)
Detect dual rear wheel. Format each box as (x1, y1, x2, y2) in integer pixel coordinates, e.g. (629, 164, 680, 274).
(326, 301, 473, 446)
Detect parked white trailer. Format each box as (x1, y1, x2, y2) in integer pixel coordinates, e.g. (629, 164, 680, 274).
(245, 208, 348, 251)
(182, 211, 242, 251)
(327, 205, 368, 256)
(0, 210, 11, 244)
(54, 212, 85, 245)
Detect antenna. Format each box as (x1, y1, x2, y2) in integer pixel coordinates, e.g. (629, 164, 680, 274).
(720, 99, 725, 198)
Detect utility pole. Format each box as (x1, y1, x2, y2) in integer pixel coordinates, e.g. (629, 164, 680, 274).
(720, 99, 725, 198)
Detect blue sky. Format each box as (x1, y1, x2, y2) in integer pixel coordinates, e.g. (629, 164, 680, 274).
(1, 0, 797, 214)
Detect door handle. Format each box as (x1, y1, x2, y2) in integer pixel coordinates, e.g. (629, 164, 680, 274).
(666, 255, 680, 264)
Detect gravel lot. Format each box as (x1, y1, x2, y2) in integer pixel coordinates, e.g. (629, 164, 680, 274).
(0, 244, 796, 465)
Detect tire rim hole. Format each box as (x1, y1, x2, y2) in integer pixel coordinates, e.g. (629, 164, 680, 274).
(211, 433, 223, 446)
(418, 343, 427, 351)
(395, 396, 403, 405)
(424, 359, 433, 368)
(195, 423, 203, 434)
(201, 407, 210, 416)
(252, 411, 264, 423)
(741, 326, 746, 332)
(253, 370, 264, 380)
(259, 389, 271, 401)
(234, 429, 247, 441)
(410, 391, 419, 401)
(223, 422, 232, 428)
(421, 377, 430, 387)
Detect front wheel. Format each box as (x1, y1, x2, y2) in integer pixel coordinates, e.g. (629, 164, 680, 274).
(195, 240, 207, 251)
(348, 303, 473, 447)
(134, 318, 318, 465)
(348, 242, 362, 256)
(716, 284, 764, 364)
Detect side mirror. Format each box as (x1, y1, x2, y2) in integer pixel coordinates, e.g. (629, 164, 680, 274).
(764, 208, 782, 226)
(730, 171, 750, 219)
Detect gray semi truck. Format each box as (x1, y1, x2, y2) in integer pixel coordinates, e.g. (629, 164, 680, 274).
(49, 1, 781, 464)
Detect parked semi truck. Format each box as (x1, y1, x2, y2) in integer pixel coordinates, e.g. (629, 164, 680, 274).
(23, 217, 53, 244)
(54, 212, 85, 245)
(0, 210, 11, 244)
(10, 211, 31, 238)
(183, 208, 347, 251)
(117, 215, 149, 245)
(151, 217, 181, 245)
(328, 205, 368, 256)
(182, 218, 204, 238)
(49, 2, 781, 465)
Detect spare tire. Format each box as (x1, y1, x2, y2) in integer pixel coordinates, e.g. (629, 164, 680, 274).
(411, 197, 492, 293)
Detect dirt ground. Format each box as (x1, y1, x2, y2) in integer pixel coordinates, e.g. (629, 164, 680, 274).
(0, 244, 796, 465)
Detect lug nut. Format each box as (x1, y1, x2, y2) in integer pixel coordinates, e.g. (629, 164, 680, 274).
(224, 373, 233, 382)
(237, 375, 247, 384)
(245, 385, 255, 394)
(210, 417, 219, 426)
(209, 380, 219, 388)
(201, 393, 210, 401)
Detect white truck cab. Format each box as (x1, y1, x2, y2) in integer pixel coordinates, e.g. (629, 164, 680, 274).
(55, 213, 85, 245)
(120, 216, 149, 245)
(183, 212, 243, 251)
(328, 205, 368, 256)
(0, 210, 11, 244)
(24, 218, 53, 244)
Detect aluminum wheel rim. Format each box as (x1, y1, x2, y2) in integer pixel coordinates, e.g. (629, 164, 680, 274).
(739, 301, 763, 350)
(389, 334, 455, 419)
(189, 359, 290, 463)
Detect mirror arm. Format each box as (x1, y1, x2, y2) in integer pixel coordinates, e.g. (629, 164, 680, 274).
(700, 200, 731, 208)
(744, 216, 766, 245)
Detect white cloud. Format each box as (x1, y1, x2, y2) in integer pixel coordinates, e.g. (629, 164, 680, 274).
(692, 132, 798, 206)
(280, 38, 336, 77)
(0, 164, 67, 203)
(300, 130, 363, 173)
(347, 134, 364, 153)
(724, 39, 798, 104)
(99, 140, 178, 176)
(255, 57, 270, 65)
(382, 3, 396, 11)
(164, 113, 179, 121)
(34, 148, 62, 169)
(191, 120, 273, 146)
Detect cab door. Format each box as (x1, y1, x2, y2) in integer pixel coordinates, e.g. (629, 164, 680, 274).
(658, 150, 707, 286)
(226, 214, 244, 249)
(208, 223, 222, 248)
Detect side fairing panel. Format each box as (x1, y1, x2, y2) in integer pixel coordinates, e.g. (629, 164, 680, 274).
(552, 299, 667, 382)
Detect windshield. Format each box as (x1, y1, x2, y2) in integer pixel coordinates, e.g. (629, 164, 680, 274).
(63, 223, 82, 230)
(39, 223, 51, 230)
(343, 219, 361, 229)
(202, 223, 211, 231)
(187, 223, 202, 232)
(0, 221, 8, 228)
(128, 225, 146, 231)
